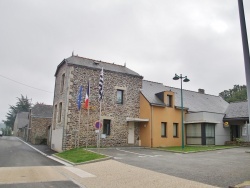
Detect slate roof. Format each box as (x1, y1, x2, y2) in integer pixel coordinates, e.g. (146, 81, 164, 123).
(55, 55, 142, 78)
(224, 101, 249, 119)
(31, 104, 53, 118)
(141, 80, 229, 114)
(15, 112, 29, 129)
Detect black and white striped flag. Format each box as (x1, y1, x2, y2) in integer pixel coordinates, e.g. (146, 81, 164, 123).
(99, 68, 104, 101)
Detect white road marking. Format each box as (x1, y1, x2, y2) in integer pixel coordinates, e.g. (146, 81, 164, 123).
(114, 157, 123, 159)
(116, 148, 161, 157)
(16, 137, 73, 166)
(64, 167, 96, 178)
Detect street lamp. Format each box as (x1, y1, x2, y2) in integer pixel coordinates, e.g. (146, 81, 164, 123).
(173, 74, 190, 149)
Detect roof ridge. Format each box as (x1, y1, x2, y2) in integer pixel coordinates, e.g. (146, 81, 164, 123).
(71, 55, 126, 68)
(164, 85, 221, 97)
(143, 80, 163, 85)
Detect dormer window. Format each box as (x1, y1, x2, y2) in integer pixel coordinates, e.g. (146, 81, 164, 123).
(166, 95, 172, 107)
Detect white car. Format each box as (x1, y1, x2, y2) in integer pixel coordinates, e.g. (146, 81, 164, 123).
(0, 130, 3, 136)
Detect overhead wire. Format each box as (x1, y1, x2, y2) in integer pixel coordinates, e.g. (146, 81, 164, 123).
(0, 74, 53, 93)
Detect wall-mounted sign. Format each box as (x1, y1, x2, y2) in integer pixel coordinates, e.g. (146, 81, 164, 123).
(94, 121, 102, 129)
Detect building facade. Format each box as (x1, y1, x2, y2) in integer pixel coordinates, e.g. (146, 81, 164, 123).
(27, 103, 53, 145)
(51, 55, 143, 152)
(140, 80, 230, 147)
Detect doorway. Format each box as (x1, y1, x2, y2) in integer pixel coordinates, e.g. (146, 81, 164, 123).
(231, 125, 241, 141)
(128, 122, 134, 144)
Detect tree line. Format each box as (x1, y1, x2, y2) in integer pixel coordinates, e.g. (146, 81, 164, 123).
(2, 95, 32, 130)
(219, 84, 247, 103)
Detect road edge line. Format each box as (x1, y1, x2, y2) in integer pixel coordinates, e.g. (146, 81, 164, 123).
(16, 137, 72, 166)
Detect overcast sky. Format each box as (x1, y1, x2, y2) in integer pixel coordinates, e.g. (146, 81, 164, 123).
(0, 0, 249, 122)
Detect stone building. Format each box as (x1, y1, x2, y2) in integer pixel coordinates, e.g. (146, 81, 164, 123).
(13, 112, 29, 138)
(51, 55, 143, 152)
(27, 103, 53, 145)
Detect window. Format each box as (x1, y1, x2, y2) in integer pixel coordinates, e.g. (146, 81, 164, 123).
(161, 122, 167, 137)
(173, 123, 178, 137)
(186, 124, 202, 144)
(186, 123, 215, 145)
(166, 95, 172, 107)
(53, 104, 57, 129)
(103, 119, 111, 135)
(60, 73, 65, 93)
(116, 90, 123, 104)
(58, 102, 62, 123)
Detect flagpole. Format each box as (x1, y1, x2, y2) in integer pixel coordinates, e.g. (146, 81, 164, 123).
(99, 101, 102, 149)
(78, 108, 81, 148)
(76, 85, 83, 149)
(86, 79, 90, 149)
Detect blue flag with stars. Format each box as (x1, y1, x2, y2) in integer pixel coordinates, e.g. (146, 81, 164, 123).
(77, 85, 83, 110)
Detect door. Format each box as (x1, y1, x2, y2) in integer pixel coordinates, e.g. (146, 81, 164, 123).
(128, 122, 134, 144)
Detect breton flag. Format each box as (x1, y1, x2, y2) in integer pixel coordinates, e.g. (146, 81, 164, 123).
(99, 68, 104, 101)
(84, 81, 90, 109)
(77, 85, 83, 111)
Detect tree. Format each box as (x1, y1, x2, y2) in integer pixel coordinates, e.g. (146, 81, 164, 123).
(2, 95, 32, 129)
(219, 85, 247, 103)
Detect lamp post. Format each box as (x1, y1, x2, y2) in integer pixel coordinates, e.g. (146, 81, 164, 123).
(173, 74, 190, 149)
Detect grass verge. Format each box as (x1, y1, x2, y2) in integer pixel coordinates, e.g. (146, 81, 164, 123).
(55, 148, 107, 163)
(158, 145, 236, 153)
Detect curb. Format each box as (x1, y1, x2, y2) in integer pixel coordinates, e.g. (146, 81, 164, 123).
(150, 146, 239, 154)
(53, 149, 113, 166)
(16, 137, 72, 166)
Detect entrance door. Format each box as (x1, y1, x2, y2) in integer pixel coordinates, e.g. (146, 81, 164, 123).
(231, 125, 241, 140)
(128, 122, 134, 144)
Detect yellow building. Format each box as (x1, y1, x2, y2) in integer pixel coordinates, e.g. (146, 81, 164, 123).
(139, 80, 230, 148)
(139, 81, 184, 147)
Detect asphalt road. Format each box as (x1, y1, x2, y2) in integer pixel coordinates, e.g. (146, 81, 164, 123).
(0, 136, 81, 188)
(0, 136, 61, 167)
(89, 147, 250, 188)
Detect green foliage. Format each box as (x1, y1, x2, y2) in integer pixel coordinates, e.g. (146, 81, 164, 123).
(2, 95, 32, 129)
(219, 85, 247, 102)
(56, 148, 106, 163)
(1, 127, 12, 136)
(159, 146, 235, 153)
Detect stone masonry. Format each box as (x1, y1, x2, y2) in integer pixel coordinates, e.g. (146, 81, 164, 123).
(29, 117, 51, 144)
(51, 56, 143, 151)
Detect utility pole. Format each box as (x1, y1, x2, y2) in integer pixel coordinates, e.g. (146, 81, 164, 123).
(238, 0, 250, 141)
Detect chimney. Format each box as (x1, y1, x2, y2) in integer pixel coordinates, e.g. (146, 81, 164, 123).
(198, 89, 205, 94)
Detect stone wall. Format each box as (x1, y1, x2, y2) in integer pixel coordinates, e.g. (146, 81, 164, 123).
(29, 117, 51, 145)
(63, 65, 142, 150)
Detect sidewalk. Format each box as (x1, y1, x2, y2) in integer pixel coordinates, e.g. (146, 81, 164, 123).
(17, 137, 57, 156)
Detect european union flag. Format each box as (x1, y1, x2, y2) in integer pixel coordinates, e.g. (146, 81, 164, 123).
(77, 85, 83, 110)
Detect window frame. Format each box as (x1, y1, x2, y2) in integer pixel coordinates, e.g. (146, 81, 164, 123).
(53, 104, 57, 129)
(173, 123, 178, 138)
(60, 73, 65, 93)
(166, 95, 172, 107)
(116, 89, 124, 104)
(58, 102, 62, 123)
(161, 122, 167, 137)
(103, 119, 111, 136)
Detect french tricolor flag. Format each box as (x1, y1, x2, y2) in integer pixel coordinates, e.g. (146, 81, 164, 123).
(84, 81, 90, 109)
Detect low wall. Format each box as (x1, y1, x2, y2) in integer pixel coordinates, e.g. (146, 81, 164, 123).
(225, 141, 250, 146)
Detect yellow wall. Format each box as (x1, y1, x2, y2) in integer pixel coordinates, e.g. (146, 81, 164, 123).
(140, 91, 183, 147)
(139, 94, 151, 147)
